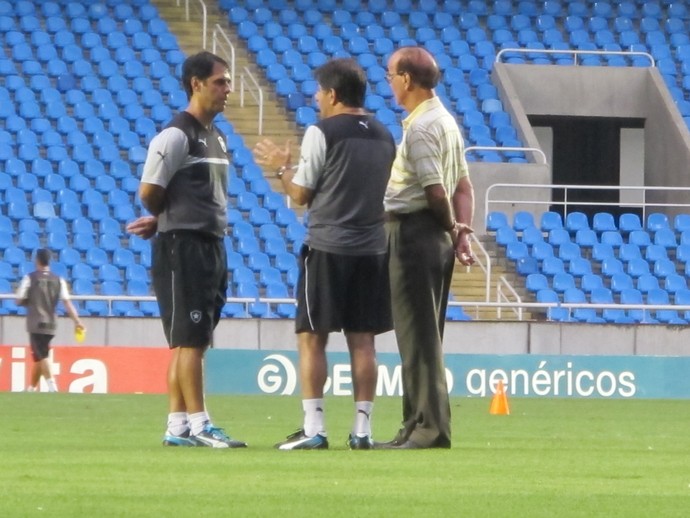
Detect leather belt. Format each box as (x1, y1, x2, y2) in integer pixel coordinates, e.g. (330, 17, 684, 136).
(384, 210, 431, 222)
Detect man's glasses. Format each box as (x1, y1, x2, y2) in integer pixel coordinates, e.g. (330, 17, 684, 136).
(385, 71, 405, 83)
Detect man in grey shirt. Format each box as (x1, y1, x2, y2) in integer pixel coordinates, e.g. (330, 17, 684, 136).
(16, 248, 84, 392)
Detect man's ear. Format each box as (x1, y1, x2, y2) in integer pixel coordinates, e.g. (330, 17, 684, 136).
(327, 88, 338, 106)
(190, 76, 202, 93)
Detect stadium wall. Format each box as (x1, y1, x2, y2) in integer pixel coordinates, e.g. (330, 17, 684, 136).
(1, 316, 688, 356)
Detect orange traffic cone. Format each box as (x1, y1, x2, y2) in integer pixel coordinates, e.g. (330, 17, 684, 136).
(489, 380, 510, 415)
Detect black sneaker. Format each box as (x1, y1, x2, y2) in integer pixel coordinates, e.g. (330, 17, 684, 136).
(347, 433, 374, 450)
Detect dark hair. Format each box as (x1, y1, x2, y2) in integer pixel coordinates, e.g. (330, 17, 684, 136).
(181, 51, 229, 99)
(314, 58, 367, 108)
(395, 47, 441, 89)
(36, 248, 51, 266)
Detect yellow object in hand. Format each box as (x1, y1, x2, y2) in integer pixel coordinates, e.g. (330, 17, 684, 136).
(75, 327, 85, 343)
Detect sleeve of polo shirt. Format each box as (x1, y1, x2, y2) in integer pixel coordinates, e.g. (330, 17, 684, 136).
(15, 275, 30, 300)
(406, 128, 445, 188)
(292, 125, 326, 189)
(59, 278, 71, 301)
(140, 127, 190, 189)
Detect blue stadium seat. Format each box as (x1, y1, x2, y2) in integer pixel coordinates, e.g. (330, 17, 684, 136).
(592, 212, 617, 233)
(486, 211, 508, 231)
(627, 257, 650, 278)
(539, 211, 563, 232)
(552, 272, 576, 293)
(646, 212, 670, 232)
(557, 242, 581, 263)
(601, 257, 624, 277)
(495, 226, 518, 247)
(664, 274, 687, 295)
(506, 242, 529, 262)
(547, 228, 571, 247)
(600, 231, 623, 248)
(581, 273, 605, 293)
(568, 257, 592, 278)
(654, 228, 677, 249)
(637, 274, 660, 294)
(525, 273, 549, 293)
(618, 213, 642, 233)
(565, 211, 589, 233)
(619, 243, 642, 263)
(512, 211, 535, 232)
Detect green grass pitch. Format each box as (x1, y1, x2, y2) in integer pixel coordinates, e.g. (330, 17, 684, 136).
(2, 393, 689, 517)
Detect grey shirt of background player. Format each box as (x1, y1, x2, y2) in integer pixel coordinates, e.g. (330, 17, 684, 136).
(293, 113, 396, 256)
(141, 112, 229, 238)
(16, 271, 70, 335)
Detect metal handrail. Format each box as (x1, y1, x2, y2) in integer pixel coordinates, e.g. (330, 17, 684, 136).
(212, 24, 236, 91)
(465, 146, 548, 165)
(496, 275, 522, 320)
(240, 66, 264, 135)
(496, 47, 655, 67)
(484, 183, 690, 225)
(178, 0, 208, 49)
(468, 233, 491, 302)
(0, 293, 292, 317)
(3, 292, 688, 322)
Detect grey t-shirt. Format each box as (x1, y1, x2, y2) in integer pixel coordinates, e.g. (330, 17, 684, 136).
(141, 111, 229, 238)
(16, 270, 69, 335)
(293, 113, 396, 255)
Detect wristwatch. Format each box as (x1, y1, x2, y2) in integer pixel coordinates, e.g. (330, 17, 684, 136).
(276, 166, 287, 178)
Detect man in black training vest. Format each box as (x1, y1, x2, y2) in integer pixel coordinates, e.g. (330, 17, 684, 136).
(126, 51, 246, 448)
(16, 248, 84, 392)
(254, 58, 396, 450)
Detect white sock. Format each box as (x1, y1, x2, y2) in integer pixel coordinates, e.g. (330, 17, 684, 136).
(189, 411, 211, 435)
(302, 398, 325, 437)
(353, 401, 373, 436)
(47, 379, 58, 392)
(166, 412, 189, 436)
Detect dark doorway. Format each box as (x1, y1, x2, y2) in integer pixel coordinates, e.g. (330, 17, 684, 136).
(529, 115, 644, 222)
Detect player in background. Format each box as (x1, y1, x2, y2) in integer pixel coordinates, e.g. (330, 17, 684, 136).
(16, 248, 84, 392)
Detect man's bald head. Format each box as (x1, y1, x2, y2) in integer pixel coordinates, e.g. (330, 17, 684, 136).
(391, 46, 441, 90)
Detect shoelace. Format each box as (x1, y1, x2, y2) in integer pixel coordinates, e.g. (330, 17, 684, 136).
(207, 426, 230, 439)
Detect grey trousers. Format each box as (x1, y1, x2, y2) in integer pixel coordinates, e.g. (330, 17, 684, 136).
(386, 210, 455, 447)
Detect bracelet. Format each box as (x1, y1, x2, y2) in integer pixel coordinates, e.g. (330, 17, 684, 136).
(276, 164, 298, 178)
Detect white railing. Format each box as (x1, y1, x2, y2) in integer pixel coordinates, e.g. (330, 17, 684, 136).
(468, 233, 491, 302)
(447, 299, 690, 320)
(0, 293, 292, 318)
(463, 146, 547, 304)
(240, 66, 264, 135)
(495, 48, 655, 67)
(2, 294, 688, 323)
(496, 275, 523, 320)
(212, 24, 236, 91)
(176, 0, 208, 49)
(465, 146, 548, 164)
(485, 183, 690, 223)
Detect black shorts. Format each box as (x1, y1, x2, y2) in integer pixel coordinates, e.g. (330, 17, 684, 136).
(295, 246, 392, 334)
(30, 333, 53, 361)
(152, 231, 227, 348)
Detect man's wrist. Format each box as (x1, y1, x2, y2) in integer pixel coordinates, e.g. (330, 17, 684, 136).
(276, 164, 298, 178)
